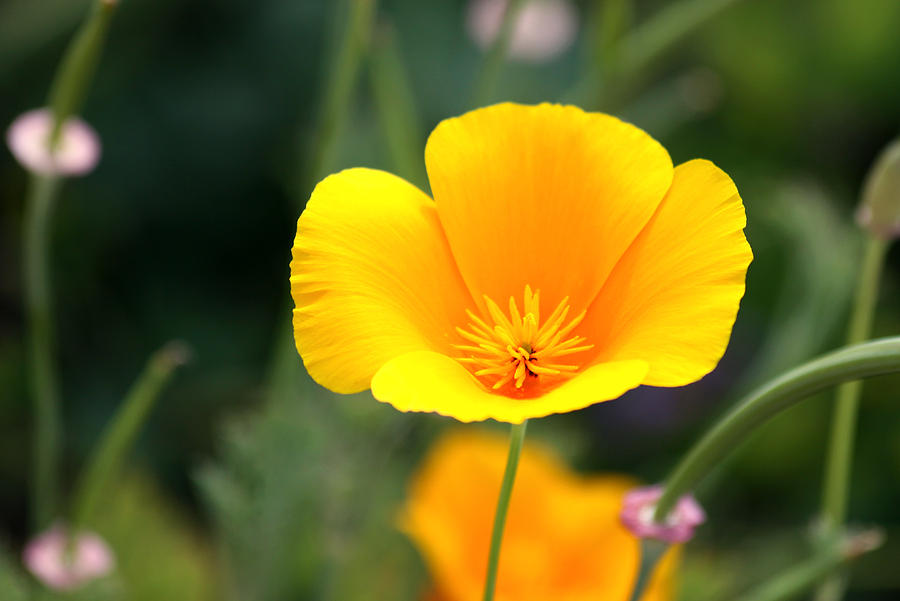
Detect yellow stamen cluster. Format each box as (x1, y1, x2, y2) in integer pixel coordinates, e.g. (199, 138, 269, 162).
(455, 285, 593, 391)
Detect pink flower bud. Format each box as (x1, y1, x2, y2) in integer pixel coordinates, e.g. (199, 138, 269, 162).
(620, 485, 706, 544)
(6, 108, 101, 177)
(466, 0, 578, 63)
(22, 524, 115, 591)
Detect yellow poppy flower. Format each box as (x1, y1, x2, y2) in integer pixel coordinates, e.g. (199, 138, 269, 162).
(400, 430, 679, 601)
(290, 102, 751, 422)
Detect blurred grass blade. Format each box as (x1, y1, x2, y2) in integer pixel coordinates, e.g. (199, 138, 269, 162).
(654, 336, 900, 521)
(472, 0, 527, 106)
(299, 0, 377, 199)
(271, 0, 377, 405)
(70, 342, 190, 532)
(731, 529, 883, 601)
(567, 0, 744, 108)
(369, 20, 426, 188)
(47, 0, 119, 141)
(618, 0, 741, 79)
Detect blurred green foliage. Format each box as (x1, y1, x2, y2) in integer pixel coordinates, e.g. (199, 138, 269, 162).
(1, 0, 899, 599)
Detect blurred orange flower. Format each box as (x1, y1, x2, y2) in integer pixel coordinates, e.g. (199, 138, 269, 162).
(291, 102, 751, 422)
(400, 430, 678, 601)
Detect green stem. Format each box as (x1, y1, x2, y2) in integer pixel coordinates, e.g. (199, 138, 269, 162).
(482, 420, 528, 601)
(368, 21, 426, 188)
(24, 175, 62, 530)
(731, 530, 883, 601)
(816, 236, 888, 600)
(627, 539, 668, 601)
(654, 336, 900, 522)
(70, 342, 189, 532)
(46, 0, 118, 142)
(820, 236, 888, 530)
(472, 0, 527, 107)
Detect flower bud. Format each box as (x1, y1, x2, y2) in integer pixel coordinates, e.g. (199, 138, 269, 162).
(620, 485, 706, 544)
(466, 0, 578, 63)
(856, 138, 900, 240)
(6, 108, 101, 177)
(22, 524, 114, 591)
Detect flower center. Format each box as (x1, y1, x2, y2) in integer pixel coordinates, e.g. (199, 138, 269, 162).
(454, 285, 593, 391)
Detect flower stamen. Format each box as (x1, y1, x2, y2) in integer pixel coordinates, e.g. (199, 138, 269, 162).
(454, 285, 593, 391)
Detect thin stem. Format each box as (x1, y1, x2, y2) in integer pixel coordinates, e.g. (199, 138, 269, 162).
(654, 336, 900, 522)
(471, 0, 527, 107)
(820, 236, 888, 530)
(816, 236, 888, 601)
(626, 539, 668, 601)
(24, 174, 62, 530)
(47, 0, 118, 142)
(482, 420, 528, 601)
(69, 342, 188, 532)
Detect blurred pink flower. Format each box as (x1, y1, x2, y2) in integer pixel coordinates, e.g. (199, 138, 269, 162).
(620, 485, 706, 544)
(22, 524, 115, 591)
(6, 108, 101, 177)
(466, 0, 578, 63)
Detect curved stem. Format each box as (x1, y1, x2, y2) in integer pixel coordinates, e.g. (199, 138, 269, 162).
(654, 336, 900, 522)
(482, 420, 528, 601)
(24, 175, 62, 530)
(472, 0, 527, 106)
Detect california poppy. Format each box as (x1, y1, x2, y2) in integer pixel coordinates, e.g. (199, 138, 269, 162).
(291, 103, 751, 422)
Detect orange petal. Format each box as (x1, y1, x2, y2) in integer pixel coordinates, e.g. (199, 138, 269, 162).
(585, 159, 753, 386)
(426, 102, 673, 314)
(370, 350, 648, 423)
(290, 168, 472, 394)
(400, 430, 680, 601)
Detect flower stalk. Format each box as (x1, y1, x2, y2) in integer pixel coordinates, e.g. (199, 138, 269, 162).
(627, 539, 669, 601)
(22, 0, 120, 531)
(482, 420, 528, 601)
(24, 174, 62, 529)
(654, 336, 900, 522)
(820, 236, 888, 533)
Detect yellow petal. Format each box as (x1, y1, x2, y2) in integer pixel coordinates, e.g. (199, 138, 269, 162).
(586, 159, 753, 386)
(290, 168, 472, 393)
(426, 102, 673, 315)
(370, 350, 648, 423)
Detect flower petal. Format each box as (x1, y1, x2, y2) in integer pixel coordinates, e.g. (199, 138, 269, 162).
(291, 168, 472, 394)
(426, 102, 673, 314)
(586, 159, 753, 386)
(370, 350, 648, 423)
